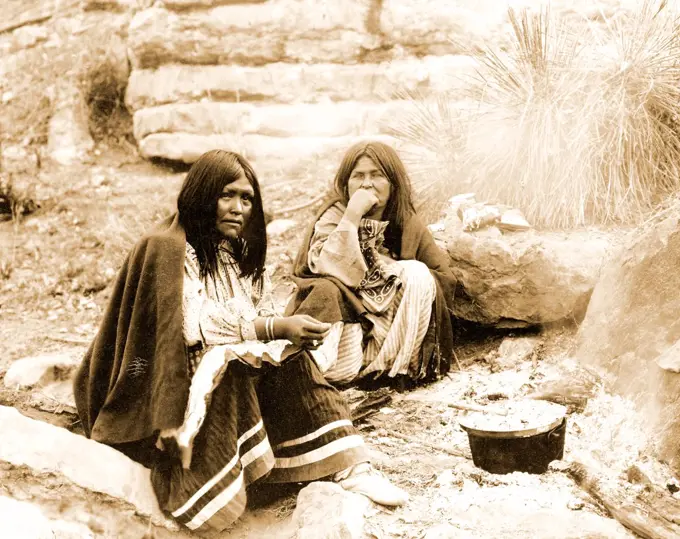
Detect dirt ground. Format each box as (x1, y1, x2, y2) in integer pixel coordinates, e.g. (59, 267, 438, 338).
(2, 147, 679, 538)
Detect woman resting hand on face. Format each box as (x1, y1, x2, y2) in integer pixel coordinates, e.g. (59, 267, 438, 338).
(73, 149, 408, 537)
(286, 141, 457, 386)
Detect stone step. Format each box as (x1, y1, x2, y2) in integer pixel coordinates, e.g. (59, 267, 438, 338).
(138, 132, 399, 164)
(128, 2, 374, 69)
(132, 100, 432, 140)
(125, 56, 478, 112)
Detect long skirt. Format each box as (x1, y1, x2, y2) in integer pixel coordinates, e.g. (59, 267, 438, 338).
(150, 353, 368, 535)
(319, 260, 436, 385)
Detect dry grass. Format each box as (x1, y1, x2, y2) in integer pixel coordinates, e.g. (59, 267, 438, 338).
(76, 37, 132, 145)
(386, 1, 680, 228)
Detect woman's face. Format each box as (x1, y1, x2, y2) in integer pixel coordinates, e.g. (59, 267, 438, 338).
(347, 156, 392, 216)
(215, 171, 254, 239)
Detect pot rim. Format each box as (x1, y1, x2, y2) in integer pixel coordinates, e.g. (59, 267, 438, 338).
(460, 414, 566, 439)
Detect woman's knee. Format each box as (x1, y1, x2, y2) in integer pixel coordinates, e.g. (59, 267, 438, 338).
(398, 260, 434, 283)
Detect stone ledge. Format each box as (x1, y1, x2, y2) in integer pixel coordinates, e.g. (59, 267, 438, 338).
(132, 100, 424, 140)
(125, 56, 478, 111)
(128, 2, 374, 68)
(138, 132, 399, 163)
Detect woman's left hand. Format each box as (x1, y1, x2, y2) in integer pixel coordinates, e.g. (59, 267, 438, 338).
(276, 315, 331, 349)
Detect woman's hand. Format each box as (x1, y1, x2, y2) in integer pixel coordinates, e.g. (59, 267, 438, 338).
(277, 315, 332, 349)
(346, 188, 379, 222)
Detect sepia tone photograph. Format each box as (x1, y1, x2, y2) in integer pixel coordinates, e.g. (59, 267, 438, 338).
(1, 0, 679, 537)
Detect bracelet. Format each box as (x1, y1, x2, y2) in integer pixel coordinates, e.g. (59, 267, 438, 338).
(265, 317, 275, 342)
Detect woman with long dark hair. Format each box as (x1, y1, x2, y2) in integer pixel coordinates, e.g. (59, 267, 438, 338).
(74, 149, 407, 536)
(288, 141, 457, 385)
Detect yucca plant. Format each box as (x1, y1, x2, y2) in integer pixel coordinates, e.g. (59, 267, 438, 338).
(385, 1, 680, 228)
(583, 0, 680, 224)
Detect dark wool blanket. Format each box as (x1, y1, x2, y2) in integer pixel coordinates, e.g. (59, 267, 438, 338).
(286, 198, 457, 380)
(73, 214, 191, 464)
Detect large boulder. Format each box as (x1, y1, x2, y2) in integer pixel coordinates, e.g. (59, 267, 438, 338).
(575, 213, 680, 469)
(439, 212, 618, 326)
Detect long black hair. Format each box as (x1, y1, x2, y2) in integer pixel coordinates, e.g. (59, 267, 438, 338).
(333, 140, 416, 256)
(177, 149, 267, 282)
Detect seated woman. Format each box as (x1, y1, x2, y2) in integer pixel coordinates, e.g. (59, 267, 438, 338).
(287, 141, 456, 386)
(73, 149, 407, 536)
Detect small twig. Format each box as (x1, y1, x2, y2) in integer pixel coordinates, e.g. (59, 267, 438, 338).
(387, 430, 470, 459)
(452, 347, 463, 371)
(47, 335, 91, 345)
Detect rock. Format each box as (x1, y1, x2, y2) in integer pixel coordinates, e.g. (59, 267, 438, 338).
(567, 498, 585, 511)
(0, 405, 164, 522)
(1, 143, 39, 175)
(132, 100, 429, 143)
(47, 83, 94, 166)
(105, 31, 131, 90)
(1, 0, 52, 34)
(3, 353, 80, 389)
(127, 2, 372, 69)
(491, 336, 540, 371)
(85, 0, 151, 11)
(12, 25, 48, 50)
(30, 379, 78, 414)
(163, 0, 268, 9)
(134, 101, 367, 140)
(380, 0, 510, 54)
(138, 132, 398, 164)
(575, 212, 680, 470)
(498, 337, 538, 360)
(444, 213, 617, 325)
(124, 56, 477, 112)
(655, 339, 680, 373)
(0, 496, 95, 539)
(292, 482, 370, 539)
(139, 132, 239, 163)
(266, 219, 298, 237)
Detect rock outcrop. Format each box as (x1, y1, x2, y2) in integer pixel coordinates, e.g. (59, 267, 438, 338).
(575, 212, 680, 469)
(120, 0, 641, 164)
(121, 0, 513, 164)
